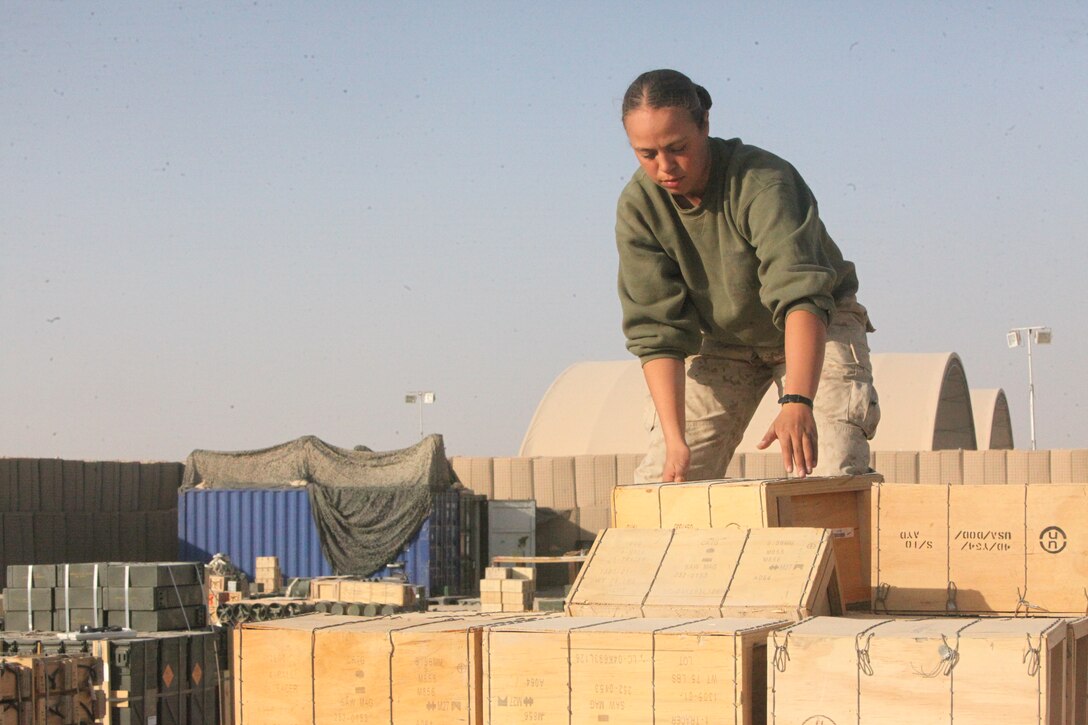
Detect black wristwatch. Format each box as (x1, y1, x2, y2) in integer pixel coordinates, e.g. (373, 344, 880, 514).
(778, 394, 814, 408)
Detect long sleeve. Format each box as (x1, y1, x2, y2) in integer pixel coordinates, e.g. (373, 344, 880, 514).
(741, 177, 838, 330)
(616, 192, 703, 363)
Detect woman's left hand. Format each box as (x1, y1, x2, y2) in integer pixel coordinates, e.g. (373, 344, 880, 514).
(757, 404, 818, 477)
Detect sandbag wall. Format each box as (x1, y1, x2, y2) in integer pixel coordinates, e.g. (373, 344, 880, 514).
(0, 458, 182, 589)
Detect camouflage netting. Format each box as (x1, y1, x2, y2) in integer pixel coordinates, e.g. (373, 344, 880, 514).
(181, 434, 452, 576)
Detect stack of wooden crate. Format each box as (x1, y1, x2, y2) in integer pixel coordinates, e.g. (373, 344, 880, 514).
(207, 569, 249, 626)
(479, 567, 535, 613)
(483, 616, 784, 724)
(92, 628, 228, 725)
(252, 557, 281, 595)
(309, 576, 417, 609)
(232, 612, 548, 724)
(0, 651, 104, 725)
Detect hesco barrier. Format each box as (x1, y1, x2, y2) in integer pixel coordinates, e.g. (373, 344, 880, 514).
(0, 458, 182, 589)
(177, 488, 471, 597)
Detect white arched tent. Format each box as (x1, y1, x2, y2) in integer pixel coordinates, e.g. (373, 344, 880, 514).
(970, 388, 1014, 450)
(519, 352, 978, 457)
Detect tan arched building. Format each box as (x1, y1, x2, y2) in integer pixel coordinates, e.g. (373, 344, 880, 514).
(519, 353, 987, 457)
(970, 388, 1014, 450)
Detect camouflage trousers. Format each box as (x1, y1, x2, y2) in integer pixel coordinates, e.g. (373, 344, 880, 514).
(634, 296, 880, 483)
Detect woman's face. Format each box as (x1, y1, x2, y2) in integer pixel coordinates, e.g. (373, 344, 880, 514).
(623, 105, 711, 205)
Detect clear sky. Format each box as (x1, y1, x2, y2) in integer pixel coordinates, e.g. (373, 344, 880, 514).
(3, 1, 1086, 462)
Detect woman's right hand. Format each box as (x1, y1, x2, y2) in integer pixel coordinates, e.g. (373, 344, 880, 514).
(662, 438, 691, 482)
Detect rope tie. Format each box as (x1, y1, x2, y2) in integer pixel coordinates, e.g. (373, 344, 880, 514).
(1023, 635, 1041, 677)
(855, 632, 875, 676)
(945, 581, 958, 613)
(772, 631, 791, 673)
(873, 583, 890, 614)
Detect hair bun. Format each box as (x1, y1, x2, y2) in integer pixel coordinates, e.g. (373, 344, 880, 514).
(695, 85, 713, 111)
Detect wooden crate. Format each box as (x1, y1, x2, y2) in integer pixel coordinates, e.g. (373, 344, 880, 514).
(233, 612, 549, 725)
(313, 614, 444, 724)
(482, 616, 614, 725)
(569, 619, 672, 725)
(769, 616, 1074, 724)
(874, 482, 1088, 615)
(566, 527, 842, 621)
(871, 483, 950, 613)
(653, 618, 784, 725)
(612, 474, 878, 607)
(566, 617, 786, 725)
(1069, 618, 1088, 725)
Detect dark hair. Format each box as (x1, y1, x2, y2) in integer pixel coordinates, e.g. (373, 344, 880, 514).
(621, 69, 712, 127)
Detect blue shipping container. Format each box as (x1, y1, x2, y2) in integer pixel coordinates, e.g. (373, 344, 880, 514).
(177, 488, 443, 596)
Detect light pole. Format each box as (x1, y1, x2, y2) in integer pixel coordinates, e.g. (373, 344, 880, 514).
(404, 391, 436, 439)
(1006, 326, 1052, 450)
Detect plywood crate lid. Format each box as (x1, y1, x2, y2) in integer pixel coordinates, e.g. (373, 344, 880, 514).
(571, 617, 708, 635)
(641, 528, 749, 615)
(568, 527, 840, 621)
(565, 528, 673, 615)
(485, 615, 621, 635)
(658, 617, 789, 636)
(720, 528, 840, 619)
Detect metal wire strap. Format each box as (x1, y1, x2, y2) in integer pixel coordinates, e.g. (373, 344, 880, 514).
(855, 632, 876, 676)
(1016, 588, 1045, 616)
(915, 634, 960, 678)
(945, 581, 958, 613)
(1023, 634, 1042, 677)
(873, 583, 890, 614)
(771, 630, 791, 673)
(167, 566, 192, 631)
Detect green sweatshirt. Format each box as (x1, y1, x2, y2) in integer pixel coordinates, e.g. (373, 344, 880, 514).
(616, 137, 859, 363)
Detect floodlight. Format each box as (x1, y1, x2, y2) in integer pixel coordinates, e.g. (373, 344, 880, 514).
(1006, 325, 1052, 450)
(405, 390, 436, 438)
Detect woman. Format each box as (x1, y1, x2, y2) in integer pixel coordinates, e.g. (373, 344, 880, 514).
(616, 69, 879, 483)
